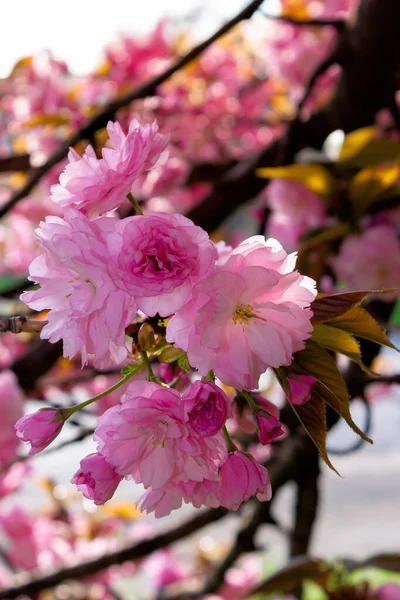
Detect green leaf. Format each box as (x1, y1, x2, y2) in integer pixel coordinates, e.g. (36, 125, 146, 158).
(249, 557, 331, 596)
(256, 163, 335, 195)
(311, 291, 371, 323)
(293, 341, 372, 444)
(389, 299, 400, 326)
(326, 305, 398, 351)
(138, 324, 155, 351)
(158, 346, 186, 364)
(349, 163, 400, 216)
(121, 363, 143, 376)
(339, 127, 400, 168)
(311, 323, 373, 373)
(0, 275, 27, 295)
(289, 390, 338, 473)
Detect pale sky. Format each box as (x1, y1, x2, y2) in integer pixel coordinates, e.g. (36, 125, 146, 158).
(1, 0, 258, 77)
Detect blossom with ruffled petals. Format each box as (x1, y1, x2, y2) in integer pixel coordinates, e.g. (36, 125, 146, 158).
(71, 453, 121, 505)
(182, 381, 228, 436)
(217, 452, 272, 511)
(15, 409, 64, 455)
(21, 209, 137, 368)
(51, 119, 169, 218)
(107, 212, 216, 316)
(167, 236, 317, 390)
(95, 381, 225, 491)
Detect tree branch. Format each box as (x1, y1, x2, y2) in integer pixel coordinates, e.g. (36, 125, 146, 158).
(187, 0, 400, 233)
(0, 154, 31, 172)
(261, 12, 346, 31)
(0, 0, 265, 220)
(0, 507, 228, 599)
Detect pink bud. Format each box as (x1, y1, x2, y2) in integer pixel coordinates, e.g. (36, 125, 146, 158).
(288, 375, 317, 406)
(257, 415, 284, 445)
(15, 409, 64, 455)
(182, 381, 228, 436)
(217, 452, 272, 511)
(71, 452, 121, 505)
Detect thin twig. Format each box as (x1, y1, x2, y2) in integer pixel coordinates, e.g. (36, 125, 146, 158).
(261, 12, 346, 31)
(0, 427, 94, 475)
(0, 0, 265, 220)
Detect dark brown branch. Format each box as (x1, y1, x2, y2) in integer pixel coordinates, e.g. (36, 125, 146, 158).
(0, 0, 265, 220)
(0, 316, 45, 334)
(290, 451, 320, 557)
(187, 0, 400, 233)
(261, 12, 346, 31)
(10, 339, 63, 391)
(0, 507, 228, 599)
(0, 427, 94, 476)
(0, 153, 31, 172)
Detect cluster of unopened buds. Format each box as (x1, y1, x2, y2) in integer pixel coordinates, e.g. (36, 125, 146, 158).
(15, 117, 318, 517)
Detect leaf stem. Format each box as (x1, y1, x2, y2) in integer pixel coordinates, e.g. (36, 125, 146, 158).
(62, 366, 143, 418)
(140, 350, 157, 382)
(127, 192, 143, 215)
(222, 425, 238, 453)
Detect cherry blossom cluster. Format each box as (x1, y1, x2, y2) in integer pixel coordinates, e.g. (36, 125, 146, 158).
(13, 116, 319, 517)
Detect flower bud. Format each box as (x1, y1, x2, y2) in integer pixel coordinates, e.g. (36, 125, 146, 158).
(15, 408, 65, 455)
(288, 374, 317, 406)
(71, 452, 121, 505)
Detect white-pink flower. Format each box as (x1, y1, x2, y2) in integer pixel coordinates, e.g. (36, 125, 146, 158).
(330, 225, 400, 300)
(21, 209, 137, 368)
(51, 119, 169, 218)
(107, 212, 216, 316)
(167, 236, 317, 390)
(265, 180, 328, 251)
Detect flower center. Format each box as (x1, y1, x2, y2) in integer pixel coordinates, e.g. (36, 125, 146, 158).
(232, 303, 258, 325)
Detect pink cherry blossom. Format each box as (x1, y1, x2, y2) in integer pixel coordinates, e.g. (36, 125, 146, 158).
(20, 210, 137, 368)
(0, 463, 30, 500)
(107, 212, 216, 316)
(144, 549, 189, 592)
(217, 452, 272, 511)
(138, 478, 220, 518)
(257, 415, 284, 445)
(182, 381, 228, 436)
(376, 583, 400, 600)
(15, 408, 64, 455)
(233, 394, 280, 434)
(95, 381, 225, 491)
(51, 119, 169, 218)
(288, 374, 318, 405)
(167, 236, 317, 390)
(71, 453, 121, 505)
(265, 180, 328, 250)
(330, 225, 400, 300)
(0, 370, 24, 465)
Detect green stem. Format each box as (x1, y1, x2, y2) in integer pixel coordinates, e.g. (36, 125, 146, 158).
(222, 425, 238, 453)
(127, 192, 143, 215)
(62, 366, 144, 418)
(140, 350, 157, 382)
(170, 376, 182, 389)
(240, 390, 259, 412)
